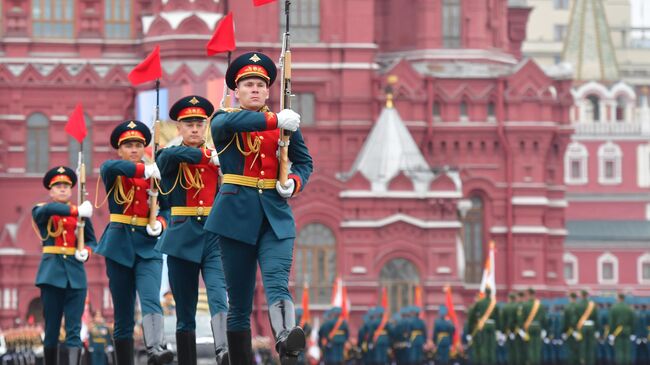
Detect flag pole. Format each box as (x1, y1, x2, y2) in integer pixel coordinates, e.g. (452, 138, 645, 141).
(76, 142, 86, 251)
(148, 79, 161, 229)
(222, 0, 232, 108)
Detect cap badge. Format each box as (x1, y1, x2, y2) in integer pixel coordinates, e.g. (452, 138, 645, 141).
(57, 167, 66, 173)
(249, 54, 261, 63)
(189, 97, 199, 105)
(127, 121, 137, 129)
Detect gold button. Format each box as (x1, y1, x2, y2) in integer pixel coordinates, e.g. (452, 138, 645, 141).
(197, 217, 202, 221)
(63, 218, 67, 222)
(135, 201, 140, 204)
(64, 243, 67, 247)
(131, 228, 135, 232)
(200, 168, 205, 172)
(260, 136, 264, 140)
(63, 230, 67, 234)
(261, 171, 265, 176)
(258, 189, 263, 194)
(256, 179, 265, 189)
(261, 153, 266, 158)
(199, 200, 204, 205)
(137, 187, 141, 190)
(197, 206, 204, 215)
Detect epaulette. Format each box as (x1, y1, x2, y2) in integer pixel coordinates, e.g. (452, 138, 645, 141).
(220, 107, 242, 113)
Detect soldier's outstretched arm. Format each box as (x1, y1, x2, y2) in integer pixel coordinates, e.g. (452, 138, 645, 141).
(286, 128, 313, 196)
(156, 146, 213, 176)
(32, 202, 79, 223)
(100, 160, 146, 187)
(211, 109, 279, 142)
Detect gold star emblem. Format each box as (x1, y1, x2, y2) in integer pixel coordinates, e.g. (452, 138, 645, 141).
(127, 121, 137, 129)
(249, 54, 261, 63)
(189, 97, 199, 105)
(57, 167, 65, 173)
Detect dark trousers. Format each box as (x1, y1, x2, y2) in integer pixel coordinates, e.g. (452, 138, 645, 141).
(40, 284, 86, 348)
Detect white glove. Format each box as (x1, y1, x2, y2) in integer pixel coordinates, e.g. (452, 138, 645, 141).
(78, 200, 93, 218)
(595, 331, 600, 338)
(147, 189, 159, 198)
(541, 330, 547, 338)
(572, 331, 581, 340)
(146, 220, 163, 237)
(276, 179, 296, 198)
(74, 248, 89, 262)
(144, 163, 161, 180)
(608, 335, 615, 343)
(561, 333, 568, 341)
(209, 149, 220, 166)
(509, 333, 516, 340)
(465, 335, 472, 342)
(276, 109, 301, 132)
(518, 329, 527, 339)
(630, 335, 636, 342)
(543, 338, 550, 344)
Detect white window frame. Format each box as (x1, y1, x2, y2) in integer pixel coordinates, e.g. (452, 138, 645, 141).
(563, 252, 578, 285)
(637, 143, 650, 188)
(598, 142, 622, 185)
(638, 252, 650, 285)
(565, 142, 588, 185)
(597, 252, 618, 284)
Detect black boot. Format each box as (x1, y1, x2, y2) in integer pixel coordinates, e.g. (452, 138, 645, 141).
(226, 330, 252, 365)
(44, 346, 58, 365)
(269, 300, 306, 365)
(67, 346, 82, 365)
(175, 331, 196, 365)
(211, 312, 229, 365)
(142, 314, 174, 365)
(114, 338, 134, 365)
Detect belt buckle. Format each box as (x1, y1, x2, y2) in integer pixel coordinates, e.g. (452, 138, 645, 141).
(257, 179, 265, 189)
(197, 206, 204, 215)
(131, 216, 137, 225)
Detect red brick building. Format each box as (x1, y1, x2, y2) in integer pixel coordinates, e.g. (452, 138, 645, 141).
(0, 0, 574, 334)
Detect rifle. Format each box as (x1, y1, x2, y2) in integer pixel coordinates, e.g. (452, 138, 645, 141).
(148, 79, 161, 228)
(278, 0, 292, 186)
(76, 147, 86, 251)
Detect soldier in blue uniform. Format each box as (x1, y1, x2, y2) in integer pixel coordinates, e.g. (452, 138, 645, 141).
(95, 120, 173, 365)
(433, 305, 455, 365)
(318, 308, 349, 365)
(367, 307, 391, 365)
(392, 307, 411, 365)
(357, 309, 372, 364)
(207, 51, 313, 364)
(33, 166, 95, 365)
(156, 95, 229, 365)
(89, 311, 110, 365)
(407, 306, 427, 365)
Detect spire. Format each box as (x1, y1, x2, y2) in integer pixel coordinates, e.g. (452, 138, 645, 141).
(562, 0, 619, 81)
(338, 76, 434, 193)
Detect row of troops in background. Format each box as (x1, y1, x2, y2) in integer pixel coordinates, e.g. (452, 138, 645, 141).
(29, 51, 312, 365)
(290, 288, 650, 365)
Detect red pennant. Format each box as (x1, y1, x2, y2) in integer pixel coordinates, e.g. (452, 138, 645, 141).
(65, 103, 87, 144)
(128, 45, 162, 85)
(253, 0, 276, 6)
(206, 12, 236, 56)
(445, 286, 462, 354)
(300, 281, 310, 326)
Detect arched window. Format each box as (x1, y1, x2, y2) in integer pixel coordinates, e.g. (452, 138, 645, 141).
(380, 258, 420, 314)
(615, 96, 626, 122)
(586, 94, 601, 122)
(597, 252, 618, 284)
(564, 142, 588, 185)
(442, 0, 461, 48)
(433, 101, 441, 121)
(637, 253, 650, 284)
(460, 100, 468, 121)
(32, 0, 75, 38)
(294, 223, 336, 304)
(105, 0, 132, 38)
(487, 101, 496, 121)
(27, 113, 49, 173)
(563, 252, 578, 285)
(69, 114, 92, 171)
(598, 142, 622, 185)
(462, 195, 484, 283)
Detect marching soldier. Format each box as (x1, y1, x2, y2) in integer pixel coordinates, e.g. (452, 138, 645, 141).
(89, 311, 110, 365)
(367, 307, 391, 365)
(32, 166, 95, 365)
(433, 305, 454, 365)
(466, 288, 498, 365)
(407, 306, 427, 364)
(206, 51, 313, 364)
(596, 303, 610, 365)
(609, 294, 633, 365)
(392, 308, 411, 365)
(156, 95, 229, 365)
(319, 308, 349, 365)
(522, 288, 546, 365)
(632, 303, 648, 365)
(501, 293, 519, 365)
(576, 290, 598, 365)
(563, 292, 580, 365)
(95, 120, 173, 365)
(357, 310, 372, 364)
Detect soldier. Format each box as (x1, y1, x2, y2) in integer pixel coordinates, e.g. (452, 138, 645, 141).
(407, 306, 427, 365)
(595, 303, 610, 365)
(392, 308, 411, 365)
(433, 305, 454, 365)
(32, 166, 95, 365)
(95, 120, 173, 365)
(632, 303, 648, 365)
(576, 290, 598, 365)
(357, 310, 372, 364)
(607, 294, 633, 365)
(89, 311, 110, 365)
(155, 95, 229, 365)
(367, 307, 391, 365)
(501, 293, 519, 365)
(319, 308, 349, 365)
(466, 288, 498, 365)
(563, 292, 580, 365)
(206, 51, 313, 364)
(522, 288, 546, 365)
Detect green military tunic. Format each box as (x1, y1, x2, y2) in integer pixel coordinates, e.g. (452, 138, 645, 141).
(609, 300, 634, 365)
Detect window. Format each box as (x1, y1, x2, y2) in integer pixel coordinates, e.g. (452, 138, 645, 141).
(380, 258, 419, 314)
(27, 113, 50, 173)
(292, 93, 315, 126)
(294, 223, 336, 304)
(105, 0, 132, 39)
(638, 253, 650, 284)
(598, 142, 622, 185)
(586, 95, 601, 122)
(280, 0, 319, 43)
(463, 196, 483, 283)
(564, 142, 588, 185)
(563, 253, 578, 285)
(69, 115, 92, 172)
(554, 0, 569, 10)
(615, 96, 626, 122)
(32, 0, 75, 38)
(460, 100, 468, 121)
(597, 252, 618, 284)
(433, 101, 441, 120)
(487, 101, 495, 120)
(442, 0, 461, 48)
(554, 24, 567, 42)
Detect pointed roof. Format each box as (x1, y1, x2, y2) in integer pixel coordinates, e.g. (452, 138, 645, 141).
(562, 0, 619, 81)
(339, 102, 434, 193)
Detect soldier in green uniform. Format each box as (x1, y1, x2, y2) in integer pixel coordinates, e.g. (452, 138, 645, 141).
(562, 292, 579, 365)
(466, 288, 497, 365)
(608, 294, 633, 365)
(521, 288, 546, 365)
(89, 311, 110, 365)
(318, 308, 349, 365)
(501, 293, 518, 365)
(576, 290, 598, 365)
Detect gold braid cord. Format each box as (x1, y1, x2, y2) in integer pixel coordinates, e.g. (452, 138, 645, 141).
(31, 216, 64, 241)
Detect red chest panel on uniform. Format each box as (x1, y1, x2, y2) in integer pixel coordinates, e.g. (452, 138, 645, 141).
(242, 129, 280, 179)
(121, 177, 150, 217)
(51, 215, 78, 247)
(184, 163, 219, 207)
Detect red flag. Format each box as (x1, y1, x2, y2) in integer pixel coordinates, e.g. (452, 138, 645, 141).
(253, 0, 276, 6)
(128, 45, 162, 85)
(65, 103, 87, 144)
(444, 286, 462, 354)
(207, 12, 236, 56)
(415, 285, 424, 319)
(341, 285, 349, 320)
(381, 287, 388, 310)
(300, 281, 310, 327)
